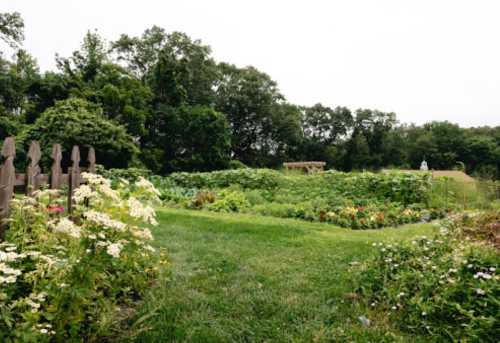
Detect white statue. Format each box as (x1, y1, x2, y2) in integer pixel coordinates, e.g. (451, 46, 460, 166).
(420, 160, 428, 171)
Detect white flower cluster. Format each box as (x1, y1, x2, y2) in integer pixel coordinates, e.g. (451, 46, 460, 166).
(32, 189, 60, 199)
(106, 243, 123, 258)
(73, 184, 96, 204)
(94, 240, 124, 258)
(128, 197, 158, 226)
(136, 177, 161, 198)
(83, 210, 127, 231)
(473, 271, 493, 280)
(132, 227, 153, 241)
(52, 218, 81, 238)
(76, 173, 120, 203)
(81, 172, 110, 186)
(0, 262, 22, 284)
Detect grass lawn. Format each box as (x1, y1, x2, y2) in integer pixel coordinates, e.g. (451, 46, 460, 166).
(130, 208, 437, 342)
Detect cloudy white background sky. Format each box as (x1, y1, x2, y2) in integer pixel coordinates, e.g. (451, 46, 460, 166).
(2, 0, 500, 127)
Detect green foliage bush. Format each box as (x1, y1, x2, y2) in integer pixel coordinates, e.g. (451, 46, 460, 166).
(17, 98, 138, 169)
(168, 168, 283, 190)
(206, 189, 250, 213)
(0, 173, 167, 341)
(354, 212, 499, 341)
(100, 166, 152, 183)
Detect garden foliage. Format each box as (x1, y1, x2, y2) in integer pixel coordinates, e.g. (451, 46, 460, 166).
(143, 169, 450, 229)
(0, 173, 166, 342)
(354, 212, 499, 341)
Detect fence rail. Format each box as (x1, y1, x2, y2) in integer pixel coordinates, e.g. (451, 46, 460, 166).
(0, 137, 96, 238)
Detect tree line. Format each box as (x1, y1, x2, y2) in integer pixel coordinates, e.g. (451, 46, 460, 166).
(1, 12, 499, 178)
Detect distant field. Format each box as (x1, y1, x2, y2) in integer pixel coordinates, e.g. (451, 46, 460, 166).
(130, 208, 436, 342)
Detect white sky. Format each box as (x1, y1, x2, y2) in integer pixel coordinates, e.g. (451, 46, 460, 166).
(2, 0, 500, 127)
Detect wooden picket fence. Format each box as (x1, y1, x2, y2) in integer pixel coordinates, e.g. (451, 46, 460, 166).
(0, 137, 96, 238)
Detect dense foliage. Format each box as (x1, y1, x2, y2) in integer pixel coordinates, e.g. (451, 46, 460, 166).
(1, 12, 499, 177)
(0, 173, 166, 341)
(354, 212, 499, 341)
(141, 168, 454, 229)
(17, 98, 138, 169)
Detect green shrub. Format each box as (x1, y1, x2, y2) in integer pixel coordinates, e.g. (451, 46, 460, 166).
(207, 189, 250, 212)
(168, 168, 283, 190)
(354, 212, 500, 341)
(17, 98, 138, 169)
(101, 167, 152, 183)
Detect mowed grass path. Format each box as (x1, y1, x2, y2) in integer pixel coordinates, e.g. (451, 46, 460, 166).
(131, 208, 436, 342)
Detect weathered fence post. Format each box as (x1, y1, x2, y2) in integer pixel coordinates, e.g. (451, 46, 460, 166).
(51, 144, 62, 189)
(0, 137, 16, 239)
(68, 146, 81, 214)
(88, 147, 96, 173)
(26, 141, 42, 196)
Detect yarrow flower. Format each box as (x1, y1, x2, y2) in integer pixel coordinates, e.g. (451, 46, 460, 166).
(73, 184, 95, 204)
(106, 243, 123, 258)
(136, 177, 161, 197)
(52, 218, 81, 238)
(132, 227, 154, 240)
(128, 197, 158, 225)
(83, 210, 127, 231)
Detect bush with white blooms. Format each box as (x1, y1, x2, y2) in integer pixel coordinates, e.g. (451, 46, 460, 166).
(0, 173, 168, 342)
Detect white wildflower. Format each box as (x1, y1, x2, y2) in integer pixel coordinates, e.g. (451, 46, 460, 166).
(106, 243, 123, 258)
(73, 184, 96, 204)
(475, 288, 486, 295)
(52, 218, 81, 238)
(128, 197, 158, 225)
(83, 210, 127, 231)
(133, 228, 153, 240)
(136, 177, 161, 197)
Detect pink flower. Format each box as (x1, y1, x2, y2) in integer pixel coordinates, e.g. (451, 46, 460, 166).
(47, 204, 64, 214)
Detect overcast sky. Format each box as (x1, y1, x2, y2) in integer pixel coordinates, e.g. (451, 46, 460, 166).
(2, 0, 500, 127)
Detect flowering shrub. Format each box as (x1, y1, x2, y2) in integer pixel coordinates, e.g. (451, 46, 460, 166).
(0, 174, 167, 342)
(354, 212, 499, 341)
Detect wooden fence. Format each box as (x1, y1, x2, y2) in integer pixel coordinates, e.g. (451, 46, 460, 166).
(0, 137, 96, 238)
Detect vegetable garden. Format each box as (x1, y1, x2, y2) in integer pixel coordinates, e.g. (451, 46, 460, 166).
(112, 168, 495, 230)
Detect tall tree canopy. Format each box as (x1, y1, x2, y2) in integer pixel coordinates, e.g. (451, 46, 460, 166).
(0, 14, 498, 178)
(0, 12, 24, 48)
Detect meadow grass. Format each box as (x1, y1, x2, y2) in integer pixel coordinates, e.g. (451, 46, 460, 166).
(130, 208, 437, 342)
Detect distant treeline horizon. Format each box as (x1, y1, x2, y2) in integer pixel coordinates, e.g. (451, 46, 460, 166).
(1, 12, 499, 179)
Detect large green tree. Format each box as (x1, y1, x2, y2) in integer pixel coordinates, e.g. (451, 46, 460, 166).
(145, 104, 231, 173)
(215, 63, 285, 165)
(55, 31, 152, 136)
(297, 104, 353, 167)
(18, 98, 138, 168)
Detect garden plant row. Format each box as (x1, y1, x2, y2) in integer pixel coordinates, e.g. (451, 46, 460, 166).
(106, 168, 454, 229)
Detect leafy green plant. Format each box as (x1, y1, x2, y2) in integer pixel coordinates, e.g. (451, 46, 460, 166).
(354, 212, 500, 341)
(206, 189, 250, 212)
(0, 174, 167, 342)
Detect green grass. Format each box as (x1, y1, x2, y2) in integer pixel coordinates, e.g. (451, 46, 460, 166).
(129, 208, 437, 342)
